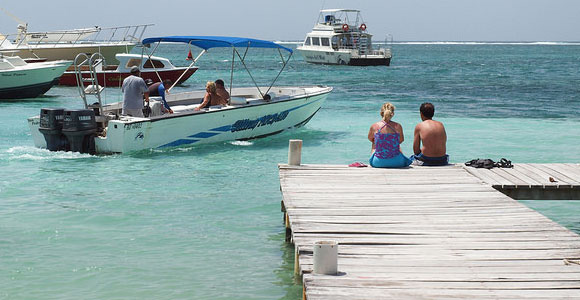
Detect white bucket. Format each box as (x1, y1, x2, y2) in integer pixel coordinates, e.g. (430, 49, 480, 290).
(313, 240, 338, 275)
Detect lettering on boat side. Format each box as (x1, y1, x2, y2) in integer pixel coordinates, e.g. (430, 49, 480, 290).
(124, 123, 143, 130)
(230, 111, 290, 132)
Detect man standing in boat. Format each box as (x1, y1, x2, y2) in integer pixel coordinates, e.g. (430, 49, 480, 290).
(121, 66, 150, 117)
(412, 102, 449, 166)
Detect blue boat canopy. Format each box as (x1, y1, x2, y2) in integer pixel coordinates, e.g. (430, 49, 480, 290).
(142, 36, 293, 53)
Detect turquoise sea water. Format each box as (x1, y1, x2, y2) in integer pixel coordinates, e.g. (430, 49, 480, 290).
(1, 43, 579, 299)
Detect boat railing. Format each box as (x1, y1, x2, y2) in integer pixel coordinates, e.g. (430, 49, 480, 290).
(74, 53, 107, 115)
(0, 24, 153, 49)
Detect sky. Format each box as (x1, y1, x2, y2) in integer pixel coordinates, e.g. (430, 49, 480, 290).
(1, 0, 579, 42)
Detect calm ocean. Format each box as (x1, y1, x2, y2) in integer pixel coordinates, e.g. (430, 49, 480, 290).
(1, 43, 579, 299)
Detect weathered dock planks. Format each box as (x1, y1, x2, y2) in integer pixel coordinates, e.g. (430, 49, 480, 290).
(463, 163, 580, 199)
(279, 163, 580, 300)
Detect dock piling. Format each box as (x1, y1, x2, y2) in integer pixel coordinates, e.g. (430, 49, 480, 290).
(288, 139, 302, 166)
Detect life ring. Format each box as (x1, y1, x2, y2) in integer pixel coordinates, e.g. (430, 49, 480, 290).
(342, 24, 349, 32)
(359, 23, 367, 31)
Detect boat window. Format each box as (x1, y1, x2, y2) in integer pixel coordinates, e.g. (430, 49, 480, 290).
(321, 38, 330, 47)
(125, 58, 142, 68)
(312, 37, 320, 46)
(143, 59, 165, 69)
(304, 37, 311, 46)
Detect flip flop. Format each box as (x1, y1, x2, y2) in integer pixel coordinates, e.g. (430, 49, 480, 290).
(348, 162, 368, 167)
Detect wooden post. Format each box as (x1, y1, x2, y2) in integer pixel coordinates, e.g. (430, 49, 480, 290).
(285, 212, 292, 242)
(294, 246, 301, 276)
(288, 139, 302, 166)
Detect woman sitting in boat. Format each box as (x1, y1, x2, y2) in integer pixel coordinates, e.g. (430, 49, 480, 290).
(195, 81, 228, 111)
(368, 102, 413, 168)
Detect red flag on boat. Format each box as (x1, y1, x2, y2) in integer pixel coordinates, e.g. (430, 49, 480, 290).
(186, 50, 193, 60)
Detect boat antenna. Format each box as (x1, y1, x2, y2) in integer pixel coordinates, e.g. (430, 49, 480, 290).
(0, 7, 27, 27)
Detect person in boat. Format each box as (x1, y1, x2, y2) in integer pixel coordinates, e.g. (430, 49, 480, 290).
(368, 102, 413, 168)
(215, 79, 230, 103)
(412, 102, 449, 166)
(148, 79, 174, 114)
(121, 66, 150, 117)
(195, 81, 227, 111)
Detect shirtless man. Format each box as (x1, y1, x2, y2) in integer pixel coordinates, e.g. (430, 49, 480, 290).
(413, 102, 449, 166)
(215, 79, 230, 105)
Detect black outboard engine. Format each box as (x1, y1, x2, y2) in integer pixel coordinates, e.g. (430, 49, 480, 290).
(38, 108, 67, 151)
(62, 109, 97, 154)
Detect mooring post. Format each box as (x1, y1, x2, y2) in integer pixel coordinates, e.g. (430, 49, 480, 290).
(288, 139, 302, 166)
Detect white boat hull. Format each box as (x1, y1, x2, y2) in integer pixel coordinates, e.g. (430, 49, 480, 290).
(297, 48, 391, 66)
(297, 48, 353, 65)
(0, 59, 71, 99)
(5, 44, 135, 64)
(28, 86, 332, 154)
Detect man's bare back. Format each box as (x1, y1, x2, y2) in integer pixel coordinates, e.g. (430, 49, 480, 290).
(413, 119, 447, 157)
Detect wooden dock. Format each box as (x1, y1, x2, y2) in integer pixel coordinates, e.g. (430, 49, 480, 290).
(279, 163, 580, 300)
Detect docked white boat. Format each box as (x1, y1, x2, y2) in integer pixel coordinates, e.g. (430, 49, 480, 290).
(0, 55, 70, 99)
(297, 9, 392, 66)
(28, 36, 332, 154)
(0, 24, 152, 64)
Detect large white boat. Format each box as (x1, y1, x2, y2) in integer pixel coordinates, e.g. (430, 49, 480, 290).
(0, 55, 70, 99)
(297, 9, 392, 66)
(28, 36, 332, 154)
(0, 24, 152, 64)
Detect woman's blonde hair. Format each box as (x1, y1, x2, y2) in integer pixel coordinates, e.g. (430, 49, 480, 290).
(380, 102, 395, 121)
(206, 81, 217, 93)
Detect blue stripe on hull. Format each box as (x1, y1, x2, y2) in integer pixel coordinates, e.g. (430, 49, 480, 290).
(158, 94, 326, 149)
(0, 78, 59, 99)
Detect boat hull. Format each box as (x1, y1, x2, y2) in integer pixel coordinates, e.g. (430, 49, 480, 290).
(57, 68, 198, 87)
(0, 61, 71, 99)
(28, 86, 332, 153)
(0, 78, 60, 99)
(349, 57, 391, 66)
(7, 44, 135, 65)
(297, 48, 391, 66)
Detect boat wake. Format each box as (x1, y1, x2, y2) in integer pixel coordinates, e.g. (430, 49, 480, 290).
(229, 140, 254, 146)
(5, 146, 93, 160)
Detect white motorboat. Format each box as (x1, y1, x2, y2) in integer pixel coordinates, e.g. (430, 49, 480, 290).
(0, 55, 71, 99)
(28, 36, 332, 154)
(0, 24, 152, 64)
(297, 9, 392, 66)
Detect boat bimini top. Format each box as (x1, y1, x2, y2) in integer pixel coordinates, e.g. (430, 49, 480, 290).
(141, 36, 293, 99)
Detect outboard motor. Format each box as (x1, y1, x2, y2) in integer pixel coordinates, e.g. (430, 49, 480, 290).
(38, 108, 67, 151)
(62, 109, 97, 154)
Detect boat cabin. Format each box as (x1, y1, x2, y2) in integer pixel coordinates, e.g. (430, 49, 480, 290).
(115, 53, 175, 72)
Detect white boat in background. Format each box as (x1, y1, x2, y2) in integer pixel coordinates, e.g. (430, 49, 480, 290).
(14, 24, 100, 43)
(28, 36, 332, 154)
(0, 55, 70, 99)
(297, 9, 392, 66)
(0, 24, 152, 64)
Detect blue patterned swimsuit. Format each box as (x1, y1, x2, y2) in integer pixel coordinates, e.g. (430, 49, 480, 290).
(369, 121, 413, 168)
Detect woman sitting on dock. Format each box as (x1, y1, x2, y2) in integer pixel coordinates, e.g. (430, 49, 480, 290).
(368, 102, 413, 168)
